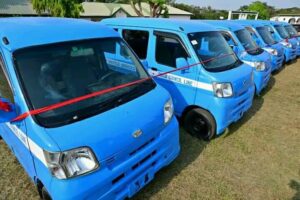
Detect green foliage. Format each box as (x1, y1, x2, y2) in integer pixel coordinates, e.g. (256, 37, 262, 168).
(130, 0, 169, 18)
(172, 3, 228, 19)
(275, 7, 300, 16)
(31, 0, 84, 18)
(240, 1, 275, 19)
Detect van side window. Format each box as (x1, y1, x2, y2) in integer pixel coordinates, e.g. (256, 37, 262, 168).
(155, 35, 188, 68)
(0, 59, 14, 103)
(122, 30, 149, 59)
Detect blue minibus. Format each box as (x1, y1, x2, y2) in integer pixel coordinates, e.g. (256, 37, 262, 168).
(203, 20, 272, 94)
(268, 21, 297, 62)
(231, 20, 285, 71)
(0, 18, 180, 200)
(102, 18, 255, 140)
(281, 22, 300, 57)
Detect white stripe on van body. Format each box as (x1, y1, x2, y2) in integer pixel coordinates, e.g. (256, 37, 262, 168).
(6, 123, 47, 166)
(148, 69, 213, 92)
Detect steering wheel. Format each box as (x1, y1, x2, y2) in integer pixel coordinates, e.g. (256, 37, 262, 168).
(100, 71, 118, 81)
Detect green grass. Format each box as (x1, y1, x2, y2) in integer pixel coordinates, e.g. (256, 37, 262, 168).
(1, 61, 300, 200)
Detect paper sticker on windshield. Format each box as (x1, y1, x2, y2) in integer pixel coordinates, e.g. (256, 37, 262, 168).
(191, 40, 198, 45)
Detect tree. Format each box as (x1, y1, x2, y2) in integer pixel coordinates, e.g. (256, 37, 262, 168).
(240, 1, 275, 20)
(130, 0, 169, 18)
(31, 0, 84, 18)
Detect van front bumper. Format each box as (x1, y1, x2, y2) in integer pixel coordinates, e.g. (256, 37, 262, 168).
(210, 84, 255, 135)
(297, 45, 300, 56)
(285, 47, 297, 62)
(270, 54, 284, 72)
(47, 118, 180, 200)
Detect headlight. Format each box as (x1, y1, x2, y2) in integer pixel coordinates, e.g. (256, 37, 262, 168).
(263, 48, 278, 56)
(212, 82, 233, 98)
(297, 41, 300, 46)
(280, 41, 292, 48)
(44, 147, 99, 179)
(242, 60, 266, 71)
(164, 98, 174, 124)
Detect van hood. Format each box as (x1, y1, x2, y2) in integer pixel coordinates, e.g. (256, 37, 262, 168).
(207, 63, 254, 97)
(44, 85, 171, 167)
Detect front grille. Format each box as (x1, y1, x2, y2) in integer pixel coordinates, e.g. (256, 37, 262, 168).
(130, 138, 155, 156)
(111, 150, 157, 185)
(132, 151, 156, 170)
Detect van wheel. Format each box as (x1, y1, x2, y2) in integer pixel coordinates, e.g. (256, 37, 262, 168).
(183, 108, 216, 141)
(41, 187, 52, 200)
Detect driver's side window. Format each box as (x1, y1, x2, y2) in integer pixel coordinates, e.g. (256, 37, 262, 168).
(0, 57, 14, 103)
(155, 34, 189, 68)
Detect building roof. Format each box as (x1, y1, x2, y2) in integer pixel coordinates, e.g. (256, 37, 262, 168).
(0, 17, 119, 51)
(0, 0, 36, 15)
(0, 0, 192, 17)
(81, 2, 192, 17)
(102, 18, 216, 34)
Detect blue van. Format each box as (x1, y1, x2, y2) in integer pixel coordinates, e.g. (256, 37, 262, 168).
(281, 22, 300, 57)
(268, 21, 297, 62)
(231, 20, 285, 72)
(203, 20, 272, 95)
(102, 18, 255, 140)
(0, 18, 180, 200)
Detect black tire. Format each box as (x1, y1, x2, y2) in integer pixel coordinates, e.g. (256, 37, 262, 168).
(41, 187, 52, 200)
(183, 108, 216, 141)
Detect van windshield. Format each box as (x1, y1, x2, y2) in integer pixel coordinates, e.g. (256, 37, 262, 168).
(235, 29, 263, 55)
(256, 26, 276, 45)
(188, 31, 241, 72)
(14, 38, 155, 128)
(284, 25, 298, 37)
(274, 25, 289, 39)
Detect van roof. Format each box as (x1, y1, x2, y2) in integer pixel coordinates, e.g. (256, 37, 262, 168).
(230, 20, 269, 28)
(200, 20, 245, 31)
(102, 18, 217, 34)
(0, 17, 119, 51)
(270, 21, 289, 26)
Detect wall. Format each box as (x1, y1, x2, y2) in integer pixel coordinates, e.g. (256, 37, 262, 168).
(168, 15, 191, 20)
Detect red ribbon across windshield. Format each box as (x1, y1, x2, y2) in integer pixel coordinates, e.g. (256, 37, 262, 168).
(12, 48, 259, 122)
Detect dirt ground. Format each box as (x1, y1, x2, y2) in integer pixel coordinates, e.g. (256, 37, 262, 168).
(0, 60, 299, 200)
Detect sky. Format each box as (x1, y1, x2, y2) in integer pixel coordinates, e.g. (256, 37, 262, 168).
(176, 0, 300, 10)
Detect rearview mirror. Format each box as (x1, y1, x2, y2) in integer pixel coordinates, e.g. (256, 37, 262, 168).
(176, 57, 189, 73)
(0, 98, 17, 123)
(120, 45, 130, 58)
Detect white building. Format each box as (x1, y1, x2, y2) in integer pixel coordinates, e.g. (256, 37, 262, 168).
(270, 15, 300, 24)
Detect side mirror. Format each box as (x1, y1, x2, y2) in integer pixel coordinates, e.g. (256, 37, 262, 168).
(232, 46, 239, 55)
(0, 98, 17, 123)
(176, 57, 189, 73)
(141, 60, 149, 69)
(255, 39, 262, 46)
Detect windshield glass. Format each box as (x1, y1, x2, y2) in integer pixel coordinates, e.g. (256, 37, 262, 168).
(188, 31, 241, 72)
(274, 25, 289, 39)
(14, 38, 155, 127)
(256, 26, 276, 45)
(284, 25, 298, 37)
(235, 29, 262, 55)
